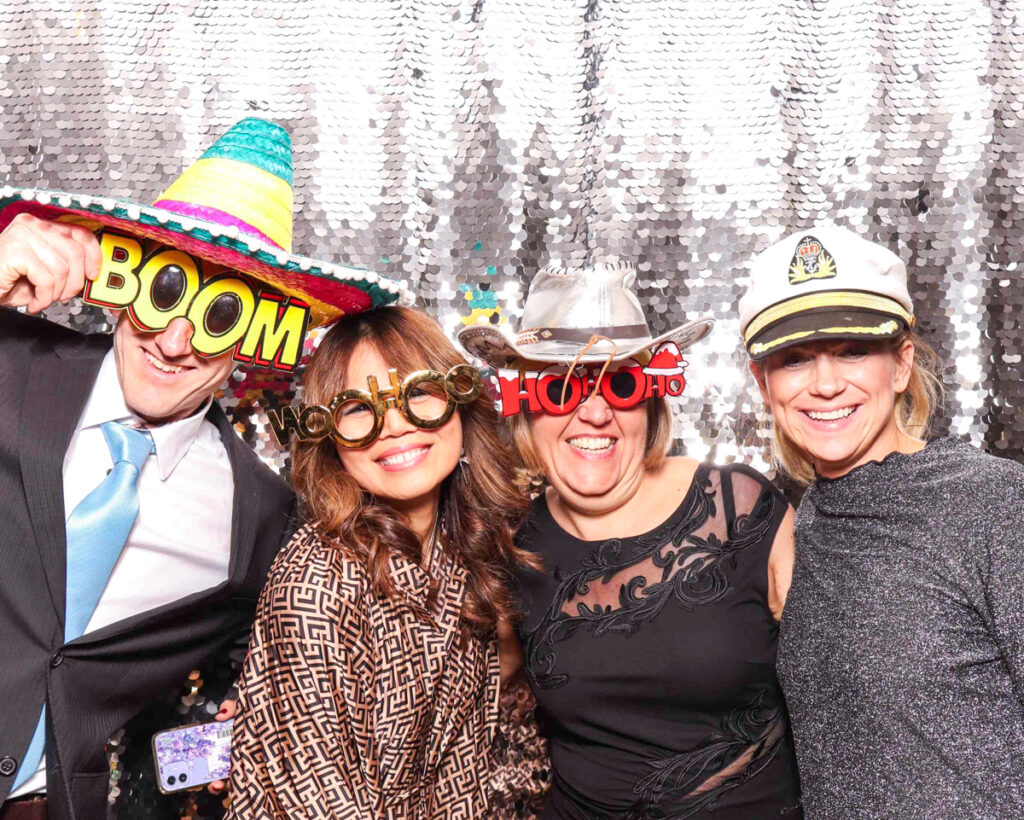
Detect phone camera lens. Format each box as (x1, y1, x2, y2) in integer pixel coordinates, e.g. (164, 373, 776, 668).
(166, 776, 175, 786)
(178, 773, 187, 783)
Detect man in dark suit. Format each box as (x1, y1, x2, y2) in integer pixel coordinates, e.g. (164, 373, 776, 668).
(0, 210, 296, 820)
(0, 117, 406, 820)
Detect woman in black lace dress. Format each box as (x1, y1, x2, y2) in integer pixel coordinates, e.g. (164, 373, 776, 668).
(459, 263, 803, 819)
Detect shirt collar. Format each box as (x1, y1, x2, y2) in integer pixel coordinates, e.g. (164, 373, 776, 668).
(78, 350, 214, 480)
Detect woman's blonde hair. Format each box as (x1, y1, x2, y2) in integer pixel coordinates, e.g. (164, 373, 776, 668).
(759, 331, 942, 485)
(508, 394, 674, 479)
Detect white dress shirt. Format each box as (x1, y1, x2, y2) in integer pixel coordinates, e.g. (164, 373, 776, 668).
(10, 350, 234, 798)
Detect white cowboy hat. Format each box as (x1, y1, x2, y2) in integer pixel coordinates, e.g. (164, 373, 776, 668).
(458, 262, 713, 367)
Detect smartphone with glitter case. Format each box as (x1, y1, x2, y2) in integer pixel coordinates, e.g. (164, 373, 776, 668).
(152, 719, 233, 793)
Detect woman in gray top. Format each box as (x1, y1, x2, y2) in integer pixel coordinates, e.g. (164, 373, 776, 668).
(738, 224, 1024, 818)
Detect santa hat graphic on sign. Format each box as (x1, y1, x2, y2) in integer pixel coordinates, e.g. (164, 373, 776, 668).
(643, 341, 685, 376)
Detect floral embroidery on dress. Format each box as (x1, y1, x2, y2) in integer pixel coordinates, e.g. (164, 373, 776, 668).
(522, 466, 777, 690)
(625, 689, 786, 819)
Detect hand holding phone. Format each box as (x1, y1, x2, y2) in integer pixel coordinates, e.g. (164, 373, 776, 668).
(152, 719, 233, 793)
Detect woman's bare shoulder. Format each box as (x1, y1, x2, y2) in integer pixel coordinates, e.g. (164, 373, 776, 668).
(656, 455, 702, 491)
(662, 455, 701, 475)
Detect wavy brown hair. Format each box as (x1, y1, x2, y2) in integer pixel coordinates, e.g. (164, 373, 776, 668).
(290, 307, 536, 634)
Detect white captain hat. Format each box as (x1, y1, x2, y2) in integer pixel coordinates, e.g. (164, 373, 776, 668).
(739, 224, 915, 360)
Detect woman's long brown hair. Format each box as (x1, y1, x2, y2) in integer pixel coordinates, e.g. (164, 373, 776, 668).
(290, 306, 536, 634)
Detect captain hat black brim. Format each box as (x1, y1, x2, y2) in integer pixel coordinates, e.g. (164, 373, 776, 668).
(744, 290, 914, 360)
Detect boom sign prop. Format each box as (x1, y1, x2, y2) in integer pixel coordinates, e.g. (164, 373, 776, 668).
(84, 231, 311, 372)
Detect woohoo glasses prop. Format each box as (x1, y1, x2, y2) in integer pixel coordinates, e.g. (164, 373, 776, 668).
(268, 364, 483, 448)
(497, 342, 687, 417)
(83, 231, 311, 372)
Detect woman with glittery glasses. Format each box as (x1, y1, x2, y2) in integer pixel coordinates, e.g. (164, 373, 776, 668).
(741, 224, 1024, 816)
(226, 306, 543, 818)
(458, 262, 804, 819)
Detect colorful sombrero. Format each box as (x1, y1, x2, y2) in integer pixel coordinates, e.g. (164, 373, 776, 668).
(0, 118, 412, 326)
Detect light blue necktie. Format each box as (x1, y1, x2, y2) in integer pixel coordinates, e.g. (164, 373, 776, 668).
(12, 422, 154, 791)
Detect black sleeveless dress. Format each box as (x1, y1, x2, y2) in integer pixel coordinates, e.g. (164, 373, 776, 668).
(513, 463, 802, 819)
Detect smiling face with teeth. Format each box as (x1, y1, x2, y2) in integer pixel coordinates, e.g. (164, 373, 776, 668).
(110, 239, 240, 425)
(334, 342, 463, 527)
(752, 338, 918, 479)
(112, 312, 235, 426)
(526, 386, 656, 518)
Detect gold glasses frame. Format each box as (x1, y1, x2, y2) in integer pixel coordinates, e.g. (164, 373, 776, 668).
(268, 363, 483, 449)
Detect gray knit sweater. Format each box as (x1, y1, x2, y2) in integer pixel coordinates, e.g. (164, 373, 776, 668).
(778, 437, 1024, 818)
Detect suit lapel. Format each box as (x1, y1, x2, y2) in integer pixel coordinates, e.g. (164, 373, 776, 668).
(206, 403, 260, 585)
(19, 345, 106, 630)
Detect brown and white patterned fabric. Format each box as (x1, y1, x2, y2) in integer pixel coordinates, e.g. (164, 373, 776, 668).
(488, 675, 550, 820)
(227, 523, 502, 819)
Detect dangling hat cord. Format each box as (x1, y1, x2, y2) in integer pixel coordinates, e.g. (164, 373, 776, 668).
(560, 334, 618, 409)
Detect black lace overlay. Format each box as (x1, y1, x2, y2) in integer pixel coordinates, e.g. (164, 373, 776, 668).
(625, 690, 786, 820)
(523, 466, 777, 690)
(513, 463, 802, 819)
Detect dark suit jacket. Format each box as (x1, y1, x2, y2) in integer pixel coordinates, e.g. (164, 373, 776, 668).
(0, 308, 295, 820)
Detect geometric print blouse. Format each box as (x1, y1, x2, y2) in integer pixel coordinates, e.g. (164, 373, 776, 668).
(227, 523, 500, 819)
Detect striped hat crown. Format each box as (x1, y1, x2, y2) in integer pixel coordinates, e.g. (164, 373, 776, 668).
(154, 118, 295, 251)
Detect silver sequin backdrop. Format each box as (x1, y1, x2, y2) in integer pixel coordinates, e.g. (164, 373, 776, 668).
(5, 0, 1023, 474)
